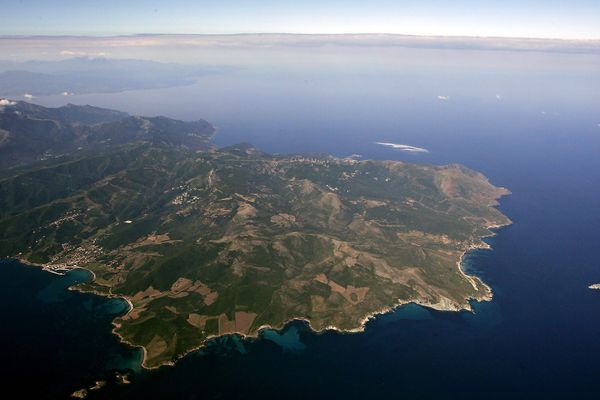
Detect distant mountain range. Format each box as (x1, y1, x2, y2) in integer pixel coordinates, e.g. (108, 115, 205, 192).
(0, 57, 230, 96)
(0, 99, 214, 169)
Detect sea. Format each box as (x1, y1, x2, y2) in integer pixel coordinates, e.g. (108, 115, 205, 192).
(1, 45, 600, 399)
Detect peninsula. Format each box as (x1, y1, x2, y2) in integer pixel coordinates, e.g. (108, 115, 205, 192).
(0, 101, 511, 368)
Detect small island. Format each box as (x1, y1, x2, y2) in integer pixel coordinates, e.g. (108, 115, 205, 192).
(0, 102, 511, 368)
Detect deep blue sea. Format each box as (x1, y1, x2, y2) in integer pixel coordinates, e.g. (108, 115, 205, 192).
(1, 46, 600, 398)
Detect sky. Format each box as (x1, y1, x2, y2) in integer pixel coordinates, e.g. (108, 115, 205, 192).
(1, 0, 599, 39)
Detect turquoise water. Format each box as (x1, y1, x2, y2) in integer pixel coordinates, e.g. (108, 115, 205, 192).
(261, 324, 307, 351)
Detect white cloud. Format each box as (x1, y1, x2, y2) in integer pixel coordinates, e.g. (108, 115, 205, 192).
(437, 95, 450, 101)
(61, 91, 74, 96)
(59, 49, 109, 57)
(0, 98, 16, 110)
(496, 94, 502, 100)
(23, 93, 34, 99)
(60, 50, 83, 56)
(375, 142, 429, 153)
(541, 110, 560, 116)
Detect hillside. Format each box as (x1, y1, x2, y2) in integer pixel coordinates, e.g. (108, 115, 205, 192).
(0, 99, 214, 169)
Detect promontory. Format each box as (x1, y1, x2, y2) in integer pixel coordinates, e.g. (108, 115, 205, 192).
(0, 100, 511, 368)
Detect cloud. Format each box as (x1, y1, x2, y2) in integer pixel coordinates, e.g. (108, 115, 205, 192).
(437, 95, 450, 101)
(60, 50, 84, 56)
(3, 35, 598, 56)
(23, 93, 34, 99)
(375, 142, 429, 153)
(59, 49, 109, 57)
(495, 94, 502, 100)
(61, 91, 74, 96)
(0, 98, 16, 110)
(541, 110, 560, 116)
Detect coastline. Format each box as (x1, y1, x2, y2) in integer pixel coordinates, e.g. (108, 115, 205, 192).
(6, 192, 512, 370)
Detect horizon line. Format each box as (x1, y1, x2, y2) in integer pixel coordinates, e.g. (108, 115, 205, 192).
(1, 32, 599, 42)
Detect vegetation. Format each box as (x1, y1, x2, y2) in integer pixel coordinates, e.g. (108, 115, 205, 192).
(0, 102, 511, 367)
